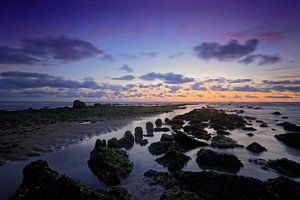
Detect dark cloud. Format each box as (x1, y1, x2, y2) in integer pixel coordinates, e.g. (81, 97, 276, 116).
(227, 79, 252, 83)
(166, 85, 181, 93)
(111, 75, 135, 81)
(0, 35, 108, 64)
(168, 52, 184, 59)
(239, 54, 281, 65)
(194, 39, 258, 61)
(140, 72, 195, 84)
(196, 94, 204, 98)
(263, 80, 300, 85)
(204, 77, 225, 83)
(271, 85, 300, 92)
(120, 64, 133, 73)
(265, 95, 292, 99)
(232, 85, 270, 92)
(210, 85, 229, 91)
(141, 52, 158, 57)
(191, 82, 207, 91)
(0, 71, 53, 79)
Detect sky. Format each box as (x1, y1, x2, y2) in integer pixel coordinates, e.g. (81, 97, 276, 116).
(0, 0, 300, 102)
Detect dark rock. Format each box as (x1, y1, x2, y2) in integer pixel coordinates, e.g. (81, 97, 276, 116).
(260, 123, 269, 128)
(134, 127, 143, 142)
(118, 131, 134, 149)
(88, 147, 133, 186)
(242, 126, 257, 131)
(272, 111, 281, 115)
(107, 137, 119, 148)
(275, 133, 300, 149)
(156, 149, 191, 172)
(155, 119, 163, 127)
(174, 131, 208, 151)
(139, 139, 148, 146)
(72, 100, 86, 109)
(9, 160, 131, 200)
(266, 176, 300, 200)
(247, 132, 254, 137)
(211, 135, 244, 148)
(146, 122, 154, 136)
(244, 116, 257, 120)
(246, 142, 267, 153)
(216, 130, 231, 135)
(266, 158, 300, 178)
(256, 120, 264, 123)
(95, 139, 106, 148)
(166, 119, 185, 126)
(196, 149, 243, 173)
(148, 141, 171, 155)
(160, 187, 202, 200)
(277, 122, 300, 132)
(183, 124, 207, 133)
(188, 131, 211, 140)
(165, 118, 170, 123)
(282, 116, 288, 119)
(154, 127, 171, 132)
(171, 124, 182, 131)
(160, 134, 175, 142)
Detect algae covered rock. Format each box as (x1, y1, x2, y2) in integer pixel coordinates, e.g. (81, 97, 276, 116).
(156, 149, 191, 172)
(88, 147, 133, 186)
(174, 131, 208, 151)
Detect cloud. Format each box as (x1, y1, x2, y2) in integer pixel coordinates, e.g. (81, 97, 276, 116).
(263, 80, 300, 85)
(0, 35, 108, 64)
(210, 85, 229, 91)
(227, 79, 252, 83)
(204, 77, 225, 83)
(245, 95, 257, 98)
(265, 95, 292, 99)
(168, 52, 184, 59)
(140, 72, 195, 84)
(120, 65, 133, 73)
(141, 52, 158, 57)
(191, 82, 207, 91)
(239, 54, 281, 65)
(166, 85, 181, 93)
(194, 39, 258, 61)
(111, 75, 135, 81)
(271, 85, 300, 92)
(231, 85, 270, 92)
(196, 94, 204, 98)
(119, 53, 138, 59)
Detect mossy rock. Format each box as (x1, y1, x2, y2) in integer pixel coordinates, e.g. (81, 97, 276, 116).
(156, 149, 190, 172)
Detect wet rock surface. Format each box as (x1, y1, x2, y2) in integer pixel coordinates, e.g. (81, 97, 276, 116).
(174, 131, 208, 151)
(145, 122, 154, 136)
(275, 133, 300, 149)
(196, 149, 243, 173)
(266, 158, 300, 178)
(211, 135, 244, 148)
(153, 127, 170, 132)
(277, 122, 300, 132)
(148, 141, 171, 155)
(88, 146, 133, 186)
(246, 142, 267, 153)
(9, 160, 131, 200)
(155, 119, 163, 127)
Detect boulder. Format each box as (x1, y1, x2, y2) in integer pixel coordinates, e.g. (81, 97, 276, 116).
(154, 127, 171, 132)
(174, 131, 208, 151)
(155, 119, 163, 127)
(247, 132, 254, 137)
(156, 149, 191, 172)
(88, 147, 133, 186)
(9, 160, 131, 200)
(165, 118, 170, 123)
(211, 135, 244, 148)
(134, 127, 143, 142)
(160, 134, 175, 142)
(216, 130, 231, 135)
(246, 142, 267, 153)
(188, 131, 211, 140)
(196, 149, 243, 173)
(272, 111, 281, 115)
(139, 139, 148, 146)
(275, 133, 300, 149)
(242, 126, 257, 131)
(277, 122, 300, 132)
(148, 141, 171, 155)
(95, 139, 106, 148)
(266, 158, 300, 178)
(107, 137, 119, 148)
(266, 176, 300, 200)
(260, 123, 269, 128)
(118, 131, 134, 149)
(146, 122, 154, 136)
(72, 100, 86, 109)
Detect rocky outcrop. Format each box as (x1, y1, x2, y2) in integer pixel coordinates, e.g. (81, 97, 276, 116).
(88, 147, 133, 186)
(9, 160, 131, 200)
(155, 119, 163, 127)
(277, 122, 300, 132)
(107, 131, 134, 149)
(272, 111, 281, 115)
(246, 142, 267, 153)
(95, 139, 106, 148)
(266, 176, 300, 200)
(145, 122, 154, 136)
(211, 135, 244, 148)
(156, 149, 191, 172)
(266, 158, 300, 178)
(174, 131, 208, 151)
(196, 149, 243, 173)
(72, 100, 86, 109)
(148, 141, 171, 155)
(275, 133, 300, 149)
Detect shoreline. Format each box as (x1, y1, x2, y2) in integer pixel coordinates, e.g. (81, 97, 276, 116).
(0, 105, 184, 166)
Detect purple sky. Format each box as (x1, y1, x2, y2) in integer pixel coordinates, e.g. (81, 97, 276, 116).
(0, 0, 300, 101)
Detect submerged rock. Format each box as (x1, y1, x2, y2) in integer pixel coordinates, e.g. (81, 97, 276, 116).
(275, 133, 300, 149)
(88, 147, 133, 186)
(247, 132, 254, 137)
(72, 99, 86, 109)
(9, 160, 131, 200)
(155, 119, 163, 127)
(211, 135, 244, 148)
(174, 131, 208, 151)
(156, 149, 191, 172)
(266, 158, 300, 178)
(196, 149, 243, 173)
(242, 126, 257, 131)
(246, 142, 267, 153)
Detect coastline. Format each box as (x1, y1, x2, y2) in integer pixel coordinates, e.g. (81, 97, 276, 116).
(0, 104, 184, 166)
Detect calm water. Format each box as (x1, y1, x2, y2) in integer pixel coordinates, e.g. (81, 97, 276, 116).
(0, 102, 300, 199)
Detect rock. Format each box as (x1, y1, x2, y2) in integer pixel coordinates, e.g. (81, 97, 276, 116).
(107, 137, 119, 148)
(160, 134, 175, 142)
(160, 187, 202, 200)
(272, 111, 281, 115)
(247, 132, 254, 137)
(282, 116, 289, 119)
(134, 127, 143, 142)
(9, 160, 131, 200)
(246, 142, 267, 153)
(256, 120, 264, 123)
(155, 119, 163, 127)
(174, 131, 208, 151)
(171, 124, 182, 131)
(266, 158, 300, 178)
(183, 124, 207, 132)
(118, 131, 134, 149)
(144, 170, 277, 200)
(242, 126, 257, 131)
(275, 133, 300, 149)
(216, 130, 231, 135)
(166, 119, 184, 126)
(95, 139, 106, 148)
(148, 141, 172, 155)
(266, 176, 300, 200)
(72, 99, 86, 109)
(88, 147, 133, 186)
(188, 131, 211, 140)
(146, 122, 154, 136)
(154, 127, 171, 132)
(139, 139, 148, 146)
(260, 123, 269, 128)
(196, 149, 243, 173)
(165, 118, 170, 123)
(277, 122, 300, 132)
(156, 149, 191, 172)
(211, 135, 244, 148)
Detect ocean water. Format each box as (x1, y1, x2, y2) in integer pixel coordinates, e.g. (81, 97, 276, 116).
(0, 102, 300, 199)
